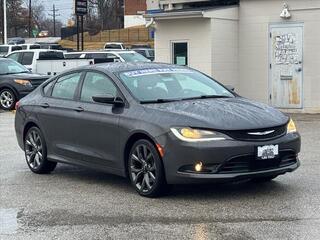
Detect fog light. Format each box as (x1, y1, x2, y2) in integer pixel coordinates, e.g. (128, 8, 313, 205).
(195, 162, 203, 172)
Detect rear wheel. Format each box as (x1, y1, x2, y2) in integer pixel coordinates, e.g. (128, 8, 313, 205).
(251, 175, 279, 182)
(128, 139, 167, 197)
(24, 127, 57, 174)
(0, 88, 16, 110)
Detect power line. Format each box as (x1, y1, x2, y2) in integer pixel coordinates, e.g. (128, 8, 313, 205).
(48, 4, 60, 37)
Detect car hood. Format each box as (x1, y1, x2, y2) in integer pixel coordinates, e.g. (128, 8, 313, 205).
(143, 97, 289, 131)
(5, 73, 49, 80)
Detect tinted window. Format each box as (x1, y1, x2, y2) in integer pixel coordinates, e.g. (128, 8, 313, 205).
(39, 51, 64, 60)
(105, 44, 122, 49)
(11, 46, 22, 52)
(30, 45, 41, 49)
(7, 52, 20, 62)
(51, 72, 82, 100)
(80, 72, 117, 102)
(21, 45, 28, 50)
(64, 53, 82, 59)
(21, 52, 34, 65)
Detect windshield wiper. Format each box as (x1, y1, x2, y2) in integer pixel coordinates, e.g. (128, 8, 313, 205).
(140, 98, 181, 104)
(181, 95, 232, 101)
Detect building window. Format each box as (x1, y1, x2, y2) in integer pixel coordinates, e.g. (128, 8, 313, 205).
(172, 42, 188, 66)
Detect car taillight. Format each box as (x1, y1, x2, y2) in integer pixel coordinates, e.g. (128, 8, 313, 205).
(15, 101, 20, 110)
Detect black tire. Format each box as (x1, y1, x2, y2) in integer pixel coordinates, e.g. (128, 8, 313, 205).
(0, 88, 16, 110)
(128, 139, 167, 197)
(24, 126, 57, 174)
(251, 175, 278, 183)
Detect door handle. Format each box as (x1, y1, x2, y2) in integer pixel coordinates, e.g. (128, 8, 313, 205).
(40, 103, 50, 108)
(73, 107, 84, 112)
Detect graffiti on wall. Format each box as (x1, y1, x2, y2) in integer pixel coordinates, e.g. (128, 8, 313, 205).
(274, 33, 299, 65)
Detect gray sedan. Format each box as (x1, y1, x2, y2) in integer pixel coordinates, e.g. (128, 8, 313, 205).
(15, 63, 301, 197)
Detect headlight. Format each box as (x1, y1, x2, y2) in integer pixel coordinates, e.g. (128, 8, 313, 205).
(14, 79, 32, 87)
(287, 118, 297, 133)
(170, 127, 226, 142)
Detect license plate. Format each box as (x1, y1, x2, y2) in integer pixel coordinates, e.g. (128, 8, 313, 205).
(257, 145, 279, 160)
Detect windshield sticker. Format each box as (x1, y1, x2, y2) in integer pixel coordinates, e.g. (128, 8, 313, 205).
(123, 68, 193, 77)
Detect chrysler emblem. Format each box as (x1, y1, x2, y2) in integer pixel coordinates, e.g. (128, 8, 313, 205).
(247, 130, 275, 136)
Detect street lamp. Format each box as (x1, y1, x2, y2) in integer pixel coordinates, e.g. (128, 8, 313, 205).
(3, 0, 7, 44)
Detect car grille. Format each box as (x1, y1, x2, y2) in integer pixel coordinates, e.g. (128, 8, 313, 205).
(30, 78, 47, 88)
(218, 150, 297, 174)
(222, 125, 287, 141)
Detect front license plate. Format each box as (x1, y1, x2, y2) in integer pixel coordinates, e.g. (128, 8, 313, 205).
(257, 145, 279, 160)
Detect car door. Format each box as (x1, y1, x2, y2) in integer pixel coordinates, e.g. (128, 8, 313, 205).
(36, 71, 85, 163)
(75, 71, 121, 169)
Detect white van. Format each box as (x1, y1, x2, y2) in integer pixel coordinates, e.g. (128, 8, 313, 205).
(6, 49, 93, 75)
(104, 42, 126, 50)
(64, 50, 150, 63)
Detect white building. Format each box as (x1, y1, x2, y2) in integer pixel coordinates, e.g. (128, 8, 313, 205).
(146, 0, 320, 113)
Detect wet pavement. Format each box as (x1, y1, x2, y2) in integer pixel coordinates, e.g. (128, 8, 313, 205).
(0, 112, 320, 240)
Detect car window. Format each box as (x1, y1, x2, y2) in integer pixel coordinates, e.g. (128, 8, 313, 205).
(11, 46, 22, 51)
(30, 45, 41, 49)
(51, 72, 82, 100)
(7, 52, 20, 62)
(64, 53, 82, 59)
(80, 72, 117, 102)
(118, 52, 149, 62)
(0, 46, 9, 55)
(21, 45, 28, 50)
(21, 52, 34, 65)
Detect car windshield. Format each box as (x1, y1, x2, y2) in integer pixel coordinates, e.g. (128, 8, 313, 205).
(0, 59, 29, 75)
(0, 46, 9, 55)
(119, 68, 234, 102)
(118, 52, 149, 62)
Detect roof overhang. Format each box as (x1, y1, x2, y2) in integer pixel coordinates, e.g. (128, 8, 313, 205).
(144, 10, 204, 20)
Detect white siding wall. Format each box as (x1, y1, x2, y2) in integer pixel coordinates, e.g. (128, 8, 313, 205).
(239, 0, 320, 112)
(155, 18, 212, 75)
(124, 15, 146, 28)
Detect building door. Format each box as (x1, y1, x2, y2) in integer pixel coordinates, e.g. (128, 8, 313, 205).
(269, 24, 303, 109)
(172, 41, 188, 66)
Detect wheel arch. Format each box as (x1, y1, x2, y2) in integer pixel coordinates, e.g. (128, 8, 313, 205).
(0, 84, 19, 99)
(123, 131, 160, 178)
(23, 121, 40, 141)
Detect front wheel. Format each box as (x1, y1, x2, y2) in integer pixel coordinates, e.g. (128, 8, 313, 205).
(24, 126, 57, 174)
(128, 139, 167, 197)
(0, 88, 16, 110)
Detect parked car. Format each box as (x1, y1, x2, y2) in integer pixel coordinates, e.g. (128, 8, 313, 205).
(104, 42, 126, 50)
(15, 62, 301, 197)
(0, 45, 23, 57)
(0, 58, 49, 110)
(7, 37, 25, 45)
(38, 31, 49, 38)
(65, 50, 150, 63)
(133, 48, 155, 61)
(6, 49, 95, 76)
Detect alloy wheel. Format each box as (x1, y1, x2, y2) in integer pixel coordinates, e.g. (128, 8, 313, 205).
(25, 130, 44, 170)
(0, 90, 14, 109)
(129, 144, 157, 193)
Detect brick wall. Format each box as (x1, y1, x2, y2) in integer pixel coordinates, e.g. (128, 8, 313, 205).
(125, 0, 147, 15)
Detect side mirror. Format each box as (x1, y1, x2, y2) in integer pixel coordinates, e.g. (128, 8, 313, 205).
(92, 94, 125, 107)
(226, 85, 235, 92)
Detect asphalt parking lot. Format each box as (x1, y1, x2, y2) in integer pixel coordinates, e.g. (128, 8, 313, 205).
(1, 111, 320, 240)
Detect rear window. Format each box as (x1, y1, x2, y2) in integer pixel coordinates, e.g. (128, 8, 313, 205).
(105, 44, 122, 49)
(38, 51, 64, 60)
(64, 53, 82, 59)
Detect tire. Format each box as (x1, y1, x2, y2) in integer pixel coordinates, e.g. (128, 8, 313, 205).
(24, 126, 57, 174)
(128, 139, 167, 197)
(251, 175, 278, 183)
(0, 88, 16, 110)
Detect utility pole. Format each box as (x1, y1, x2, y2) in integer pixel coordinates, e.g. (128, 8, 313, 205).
(49, 4, 60, 37)
(28, 0, 31, 38)
(2, 0, 7, 44)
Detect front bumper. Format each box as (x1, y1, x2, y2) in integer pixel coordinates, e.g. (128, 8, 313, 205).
(157, 132, 301, 184)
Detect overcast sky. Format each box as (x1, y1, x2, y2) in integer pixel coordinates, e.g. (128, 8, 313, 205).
(40, 0, 73, 25)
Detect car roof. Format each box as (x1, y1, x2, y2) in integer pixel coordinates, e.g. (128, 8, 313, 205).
(9, 49, 63, 53)
(79, 62, 187, 74)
